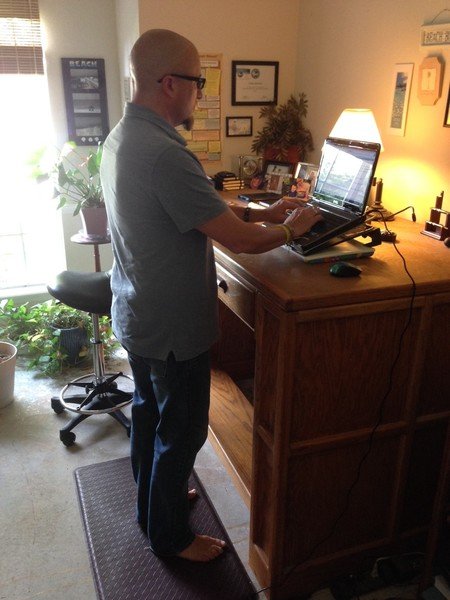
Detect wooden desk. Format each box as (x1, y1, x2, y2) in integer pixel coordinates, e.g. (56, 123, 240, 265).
(210, 213, 450, 599)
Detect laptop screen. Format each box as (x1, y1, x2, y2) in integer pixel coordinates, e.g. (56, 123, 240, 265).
(313, 138, 380, 215)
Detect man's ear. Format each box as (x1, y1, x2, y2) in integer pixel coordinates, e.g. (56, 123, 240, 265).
(160, 75, 176, 98)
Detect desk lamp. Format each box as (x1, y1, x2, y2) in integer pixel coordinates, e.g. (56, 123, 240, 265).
(329, 108, 392, 220)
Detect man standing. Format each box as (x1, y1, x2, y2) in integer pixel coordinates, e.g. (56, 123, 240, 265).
(101, 29, 321, 563)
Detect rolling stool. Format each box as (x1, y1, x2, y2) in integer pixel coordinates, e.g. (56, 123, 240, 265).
(47, 270, 133, 446)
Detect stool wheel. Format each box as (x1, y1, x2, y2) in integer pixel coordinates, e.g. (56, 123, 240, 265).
(51, 397, 65, 414)
(60, 430, 76, 446)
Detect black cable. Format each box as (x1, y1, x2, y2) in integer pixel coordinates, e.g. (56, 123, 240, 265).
(366, 205, 416, 222)
(253, 210, 417, 598)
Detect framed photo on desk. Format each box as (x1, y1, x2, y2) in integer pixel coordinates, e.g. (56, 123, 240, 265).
(231, 60, 278, 105)
(263, 160, 294, 194)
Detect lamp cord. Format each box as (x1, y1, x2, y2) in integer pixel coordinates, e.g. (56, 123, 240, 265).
(253, 210, 417, 598)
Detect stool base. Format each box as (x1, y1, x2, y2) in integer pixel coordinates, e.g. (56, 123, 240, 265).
(51, 372, 133, 446)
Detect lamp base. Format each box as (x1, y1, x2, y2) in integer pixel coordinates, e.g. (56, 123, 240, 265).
(368, 206, 395, 221)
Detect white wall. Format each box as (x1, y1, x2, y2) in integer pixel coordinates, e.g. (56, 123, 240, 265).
(296, 0, 450, 224)
(114, 0, 139, 106)
(35, 0, 450, 283)
(137, 0, 302, 174)
(39, 0, 123, 273)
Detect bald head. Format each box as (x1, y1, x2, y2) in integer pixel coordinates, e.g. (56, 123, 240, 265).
(130, 29, 199, 96)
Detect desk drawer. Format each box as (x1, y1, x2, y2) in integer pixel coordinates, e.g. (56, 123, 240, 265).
(216, 263, 255, 329)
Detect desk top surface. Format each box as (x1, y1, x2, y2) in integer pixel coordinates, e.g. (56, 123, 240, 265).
(214, 215, 450, 312)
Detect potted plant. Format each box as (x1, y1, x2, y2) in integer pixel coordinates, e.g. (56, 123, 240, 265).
(0, 340, 18, 408)
(0, 298, 118, 376)
(251, 93, 314, 163)
(32, 142, 107, 238)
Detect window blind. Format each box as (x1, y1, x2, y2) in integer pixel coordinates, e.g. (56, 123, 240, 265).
(0, 0, 43, 74)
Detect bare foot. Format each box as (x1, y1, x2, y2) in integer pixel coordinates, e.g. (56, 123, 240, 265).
(177, 534, 226, 562)
(188, 488, 197, 501)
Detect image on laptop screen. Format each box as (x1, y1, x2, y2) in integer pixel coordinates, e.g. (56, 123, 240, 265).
(313, 138, 379, 214)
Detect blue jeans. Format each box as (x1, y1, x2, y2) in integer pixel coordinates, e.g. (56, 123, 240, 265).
(127, 349, 211, 556)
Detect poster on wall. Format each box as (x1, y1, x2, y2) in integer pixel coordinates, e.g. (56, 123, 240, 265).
(61, 58, 110, 145)
(388, 63, 414, 136)
(177, 54, 222, 162)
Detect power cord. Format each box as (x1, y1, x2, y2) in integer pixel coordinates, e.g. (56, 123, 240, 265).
(253, 209, 417, 599)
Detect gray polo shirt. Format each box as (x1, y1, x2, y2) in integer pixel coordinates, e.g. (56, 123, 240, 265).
(101, 103, 227, 360)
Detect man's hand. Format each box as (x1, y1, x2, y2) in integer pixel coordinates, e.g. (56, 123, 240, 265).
(261, 198, 305, 223)
(284, 205, 323, 239)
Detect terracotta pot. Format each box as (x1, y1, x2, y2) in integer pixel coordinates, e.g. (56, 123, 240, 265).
(263, 146, 301, 165)
(80, 206, 108, 238)
(0, 341, 17, 408)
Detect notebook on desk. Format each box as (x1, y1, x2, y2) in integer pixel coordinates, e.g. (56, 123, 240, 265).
(292, 137, 381, 255)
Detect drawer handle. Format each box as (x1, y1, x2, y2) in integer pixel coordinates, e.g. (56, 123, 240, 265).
(217, 278, 228, 293)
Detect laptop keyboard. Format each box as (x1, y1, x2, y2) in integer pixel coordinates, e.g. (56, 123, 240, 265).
(311, 211, 345, 233)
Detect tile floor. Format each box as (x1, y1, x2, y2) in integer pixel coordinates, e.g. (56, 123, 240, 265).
(0, 353, 420, 600)
(0, 352, 258, 600)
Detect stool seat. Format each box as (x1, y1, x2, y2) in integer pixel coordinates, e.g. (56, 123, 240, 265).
(47, 270, 112, 315)
(47, 269, 132, 447)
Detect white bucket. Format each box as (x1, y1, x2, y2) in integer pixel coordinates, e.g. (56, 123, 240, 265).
(0, 341, 18, 408)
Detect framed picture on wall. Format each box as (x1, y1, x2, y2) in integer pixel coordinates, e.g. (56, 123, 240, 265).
(231, 60, 279, 106)
(61, 58, 110, 145)
(388, 63, 414, 136)
(444, 85, 450, 127)
(226, 116, 253, 137)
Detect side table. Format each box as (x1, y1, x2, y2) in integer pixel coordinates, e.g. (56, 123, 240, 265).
(70, 232, 111, 273)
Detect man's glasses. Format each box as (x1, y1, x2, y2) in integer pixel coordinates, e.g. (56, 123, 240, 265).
(157, 73, 206, 90)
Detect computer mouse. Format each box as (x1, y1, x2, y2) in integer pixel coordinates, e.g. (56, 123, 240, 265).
(329, 261, 362, 278)
(444, 237, 450, 248)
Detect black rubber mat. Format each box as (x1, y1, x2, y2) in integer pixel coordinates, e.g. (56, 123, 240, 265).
(74, 457, 256, 599)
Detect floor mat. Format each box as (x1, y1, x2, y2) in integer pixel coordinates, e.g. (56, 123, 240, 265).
(74, 457, 256, 599)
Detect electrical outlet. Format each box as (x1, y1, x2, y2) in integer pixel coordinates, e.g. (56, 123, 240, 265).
(420, 24, 450, 48)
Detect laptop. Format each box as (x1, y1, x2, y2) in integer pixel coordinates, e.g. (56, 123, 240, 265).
(291, 137, 381, 255)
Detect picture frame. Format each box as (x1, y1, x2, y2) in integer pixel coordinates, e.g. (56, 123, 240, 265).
(444, 85, 450, 127)
(226, 116, 253, 137)
(388, 63, 414, 136)
(263, 160, 294, 194)
(294, 162, 319, 196)
(61, 57, 110, 145)
(232, 60, 279, 106)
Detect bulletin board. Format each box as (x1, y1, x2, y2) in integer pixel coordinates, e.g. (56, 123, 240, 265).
(177, 54, 222, 162)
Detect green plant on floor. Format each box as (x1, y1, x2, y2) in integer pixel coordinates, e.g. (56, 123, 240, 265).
(0, 298, 119, 376)
(30, 141, 104, 216)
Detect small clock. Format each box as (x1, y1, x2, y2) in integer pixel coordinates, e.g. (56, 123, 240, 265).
(239, 155, 261, 182)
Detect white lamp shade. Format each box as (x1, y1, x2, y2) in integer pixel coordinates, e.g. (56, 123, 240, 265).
(329, 109, 384, 151)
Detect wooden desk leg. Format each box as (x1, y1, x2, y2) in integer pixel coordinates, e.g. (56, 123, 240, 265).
(419, 420, 450, 592)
